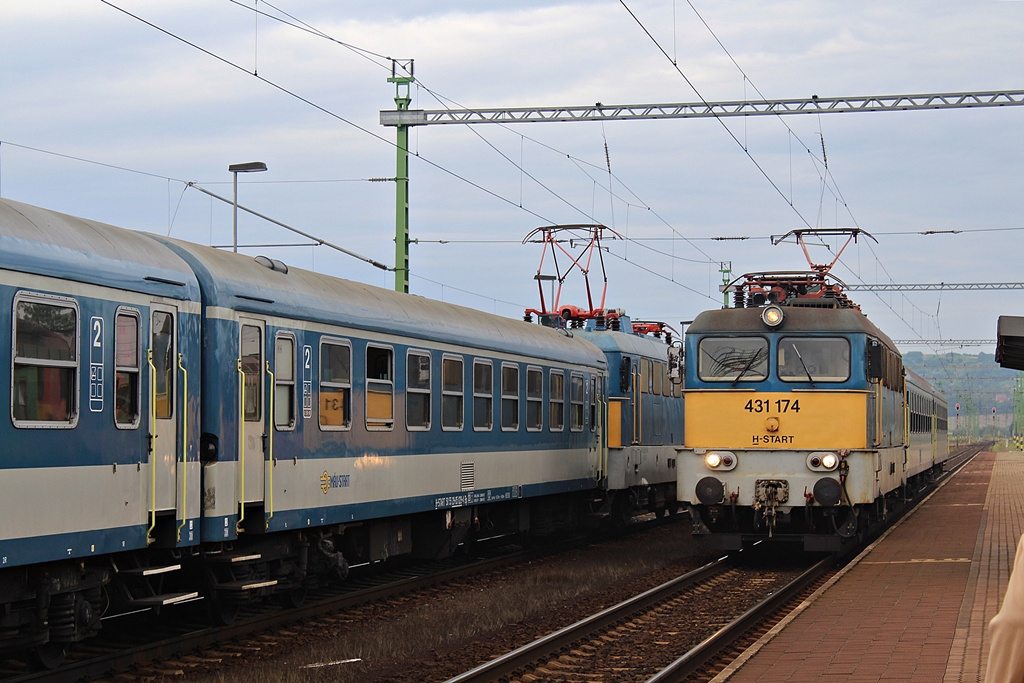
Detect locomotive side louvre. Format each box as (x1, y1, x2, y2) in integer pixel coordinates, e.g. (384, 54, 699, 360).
(678, 304, 950, 551)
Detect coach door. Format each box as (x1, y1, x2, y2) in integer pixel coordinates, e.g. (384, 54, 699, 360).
(149, 305, 179, 514)
(239, 318, 266, 504)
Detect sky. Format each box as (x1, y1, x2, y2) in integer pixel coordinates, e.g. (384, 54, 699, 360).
(1, 1, 1022, 367)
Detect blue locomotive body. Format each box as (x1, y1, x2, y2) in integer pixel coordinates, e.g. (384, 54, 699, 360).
(677, 272, 950, 551)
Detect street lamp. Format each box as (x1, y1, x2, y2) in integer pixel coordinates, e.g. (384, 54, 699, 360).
(229, 161, 268, 252)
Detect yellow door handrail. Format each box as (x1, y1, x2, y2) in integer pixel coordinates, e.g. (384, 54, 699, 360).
(237, 358, 245, 535)
(873, 378, 883, 447)
(146, 348, 157, 545)
(176, 353, 188, 543)
(265, 361, 274, 529)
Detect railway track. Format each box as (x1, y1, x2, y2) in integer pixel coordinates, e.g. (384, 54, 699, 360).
(445, 552, 826, 683)
(443, 444, 989, 683)
(0, 516, 680, 682)
(0, 542, 548, 682)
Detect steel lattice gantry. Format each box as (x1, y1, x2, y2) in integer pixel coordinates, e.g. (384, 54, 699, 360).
(845, 282, 1024, 292)
(381, 89, 1024, 127)
(379, 86, 1024, 292)
(893, 340, 996, 346)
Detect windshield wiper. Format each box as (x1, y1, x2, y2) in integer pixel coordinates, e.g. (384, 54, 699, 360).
(731, 348, 764, 386)
(789, 342, 816, 386)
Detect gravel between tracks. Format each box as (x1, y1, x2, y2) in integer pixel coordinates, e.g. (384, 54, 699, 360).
(140, 518, 716, 683)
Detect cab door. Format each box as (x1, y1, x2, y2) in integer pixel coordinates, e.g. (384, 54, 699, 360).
(239, 318, 266, 503)
(149, 305, 178, 512)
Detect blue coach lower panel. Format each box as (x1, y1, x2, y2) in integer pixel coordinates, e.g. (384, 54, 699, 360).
(0, 526, 150, 569)
(0, 462, 203, 569)
(200, 446, 599, 539)
(202, 477, 597, 539)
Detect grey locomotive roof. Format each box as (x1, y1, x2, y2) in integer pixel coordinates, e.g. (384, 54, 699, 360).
(906, 367, 947, 403)
(576, 328, 671, 359)
(687, 306, 897, 350)
(0, 198, 200, 300)
(154, 235, 606, 368)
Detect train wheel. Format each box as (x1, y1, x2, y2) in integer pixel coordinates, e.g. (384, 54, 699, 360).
(204, 569, 240, 626)
(29, 642, 66, 670)
(282, 585, 307, 608)
(207, 594, 240, 626)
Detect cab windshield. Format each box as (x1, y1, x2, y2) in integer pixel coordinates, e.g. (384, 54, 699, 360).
(778, 336, 850, 383)
(697, 337, 768, 382)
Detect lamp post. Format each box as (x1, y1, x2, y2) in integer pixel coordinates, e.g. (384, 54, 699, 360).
(229, 161, 268, 252)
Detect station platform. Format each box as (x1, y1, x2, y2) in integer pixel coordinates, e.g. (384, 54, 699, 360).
(716, 450, 1023, 683)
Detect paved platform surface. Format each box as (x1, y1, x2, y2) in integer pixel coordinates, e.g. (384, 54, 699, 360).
(717, 451, 1024, 683)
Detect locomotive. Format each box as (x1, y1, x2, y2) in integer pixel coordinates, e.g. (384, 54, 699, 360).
(677, 230, 950, 551)
(0, 199, 682, 666)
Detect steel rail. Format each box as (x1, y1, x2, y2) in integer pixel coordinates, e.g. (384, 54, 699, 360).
(6, 547, 542, 682)
(645, 443, 986, 682)
(445, 557, 731, 683)
(645, 557, 832, 683)
(6, 515, 681, 682)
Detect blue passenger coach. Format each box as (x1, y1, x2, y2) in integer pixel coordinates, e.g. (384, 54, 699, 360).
(1, 199, 683, 665)
(1, 199, 204, 662)
(155, 235, 608, 568)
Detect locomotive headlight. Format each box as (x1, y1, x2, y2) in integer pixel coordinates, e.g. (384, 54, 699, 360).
(807, 451, 839, 471)
(761, 305, 785, 328)
(704, 451, 737, 471)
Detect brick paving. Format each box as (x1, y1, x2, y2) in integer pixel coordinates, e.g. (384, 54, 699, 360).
(717, 451, 1024, 683)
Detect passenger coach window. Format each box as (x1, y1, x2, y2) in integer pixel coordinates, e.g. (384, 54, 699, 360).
(778, 337, 850, 383)
(153, 312, 176, 419)
(550, 370, 565, 431)
(442, 356, 464, 430)
(12, 295, 78, 425)
(697, 337, 768, 382)
(407, 351, 431, 430)
(114, 310, 140, 427)
(319, 340, 351, 429)
(526, 366, 543, 431)
(570, 374, 584, 432)
(366, 345, 394, 430)
(473, 360, 493, 431)
(274, 335, 296, 429)
(501, 364, 519, 431)
(590, 376, 599, 432)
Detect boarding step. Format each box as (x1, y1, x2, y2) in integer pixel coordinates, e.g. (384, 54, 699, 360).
(130, 591, 200, 607)
(116, 564, 182, 577)
(213, 578, 278, 592)
(205, 553, 262, 564)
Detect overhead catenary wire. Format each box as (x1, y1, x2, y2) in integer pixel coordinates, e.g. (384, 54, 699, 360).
(622, 0, 980, 386)
(231, 0, 729, 276)
(102, 0, 727, 302)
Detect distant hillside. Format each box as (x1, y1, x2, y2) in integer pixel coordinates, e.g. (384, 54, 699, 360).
(902, 351, 1020, 439)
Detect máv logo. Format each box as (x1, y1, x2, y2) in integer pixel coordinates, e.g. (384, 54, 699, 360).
(320, 471, 350, 494)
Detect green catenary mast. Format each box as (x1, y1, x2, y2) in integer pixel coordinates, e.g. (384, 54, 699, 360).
(388, 60, 414, 293)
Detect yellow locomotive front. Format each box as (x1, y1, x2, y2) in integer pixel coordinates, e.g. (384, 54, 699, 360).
(678, 273, 913, 552)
